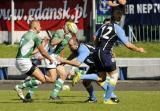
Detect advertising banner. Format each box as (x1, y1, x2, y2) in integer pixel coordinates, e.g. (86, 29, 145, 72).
(96, 0, 111, 24)
(0, 0, 92, 31)
(125, 0, 160, 25)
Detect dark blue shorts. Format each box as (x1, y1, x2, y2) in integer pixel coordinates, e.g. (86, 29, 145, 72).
(93, 49, 116, 72)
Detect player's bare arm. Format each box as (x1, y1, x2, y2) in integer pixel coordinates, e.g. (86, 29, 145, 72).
(125, 43, 145, 53)
(58, 57, 81, 67)
(37, 44, 53, 63)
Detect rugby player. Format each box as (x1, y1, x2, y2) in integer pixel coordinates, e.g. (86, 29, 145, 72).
(58, 39, 119, 103)
(14, 20, 53, 100)
(73, 10, 145, 104)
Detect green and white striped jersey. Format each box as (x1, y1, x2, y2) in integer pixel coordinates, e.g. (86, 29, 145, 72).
(16, 30, 42, 58)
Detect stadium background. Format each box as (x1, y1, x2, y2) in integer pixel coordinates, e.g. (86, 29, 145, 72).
(0, 0, 160, 80)
(0, 0, 160, 111)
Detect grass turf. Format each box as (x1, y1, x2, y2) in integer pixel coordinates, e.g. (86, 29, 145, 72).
(1, 42, 160, 58)
(0, 44, 18, 58)
(0, 90, 159, 111)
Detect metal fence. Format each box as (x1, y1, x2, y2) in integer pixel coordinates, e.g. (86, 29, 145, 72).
(127, 25, 160, 42)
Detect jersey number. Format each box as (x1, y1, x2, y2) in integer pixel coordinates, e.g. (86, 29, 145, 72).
(101, 26, 113, 39)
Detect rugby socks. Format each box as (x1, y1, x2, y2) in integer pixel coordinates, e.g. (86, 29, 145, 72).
(98, 76, 110, 89)
(84, 83, 96, 100)
(111, 92, 117, 98)
(51, 78, 64, 97)
(17, 79, 41, 89)
(28, 85, 38, 98)
(104, 81, 116, 101)
(104, 74, 118, 101)
(80, 73, 100, 81)
(98, 76, 117, 98)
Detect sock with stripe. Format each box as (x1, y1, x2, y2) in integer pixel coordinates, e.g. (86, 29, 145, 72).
(83, 82, 96, 100)
(104, 78, 116, 101)
(51, 78, 64, 97)
(17, 79, 41, 89)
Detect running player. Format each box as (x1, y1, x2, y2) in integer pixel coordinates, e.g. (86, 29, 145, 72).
(14, 20, 53, 101)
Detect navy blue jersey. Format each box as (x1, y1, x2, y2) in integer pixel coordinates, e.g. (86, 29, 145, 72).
(83, 44, 95, 66)
(96, 23, 118, 51)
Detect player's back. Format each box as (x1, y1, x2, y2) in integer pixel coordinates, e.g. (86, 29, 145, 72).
(96, 23, 118, 51)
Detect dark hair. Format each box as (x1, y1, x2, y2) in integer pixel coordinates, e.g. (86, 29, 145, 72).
(103, 16, 111, 24)
(111, 10, 123, 22)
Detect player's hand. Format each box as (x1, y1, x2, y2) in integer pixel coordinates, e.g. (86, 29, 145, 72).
(49, 58, 54, 64)
(57, 56, 65, 63)
(138, 48, 145, 53)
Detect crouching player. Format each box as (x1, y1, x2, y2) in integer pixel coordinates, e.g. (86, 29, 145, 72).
(58, 39, 119, 103)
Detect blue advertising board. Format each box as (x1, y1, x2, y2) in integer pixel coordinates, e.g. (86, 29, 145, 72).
(125, 0, 160, 25)
(96, 0, 111, 24)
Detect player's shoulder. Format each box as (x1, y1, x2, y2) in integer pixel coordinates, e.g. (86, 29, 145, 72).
(56, 29, 64, 33)
(23, 31, 35, 38)
(79, 43, 90, 52)
(114, 23, 123, 30)
(113, 23, 125, 33)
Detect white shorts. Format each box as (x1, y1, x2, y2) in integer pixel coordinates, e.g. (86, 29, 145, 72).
(44, 54, 59, 68)
(16, 58, 33, 74)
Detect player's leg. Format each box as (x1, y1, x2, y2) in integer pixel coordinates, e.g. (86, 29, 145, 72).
(14, 65, 42, 100)
(16, 66, 48, 89)
(15, 58, 53, 101)
(80, 72, 119, 103)
(23, 85, 38, 103)
(47, 68, 57, 83)
(103, 70, 119, 104)
(15, 66, 53, 101)
(73, 68, 119, 103)
(23, 77, 39, 102)
(72, 70, 103, 85)
(95, 50, 118, 104)
(83, 80, 97, 103)
(24, 68, 57, 102)
(50, 65, 68, 100)
(97, 72, 119, 103)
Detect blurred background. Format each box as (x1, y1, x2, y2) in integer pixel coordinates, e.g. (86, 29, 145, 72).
(0, 0, 160, 81)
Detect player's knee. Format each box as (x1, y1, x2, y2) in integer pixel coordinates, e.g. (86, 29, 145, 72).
(56, 65, 65, 71)
(98, 77, 106, 82)
(38, 77, 46, 83)
(50, 78, 56, 83)
(109, 73, 119, 86)
(59, 74, 67, 80)
(82, 80, 91, 86)
(41, 79, 46, 83)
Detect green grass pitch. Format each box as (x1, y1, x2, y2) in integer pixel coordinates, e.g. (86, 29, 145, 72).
(0, 90, 160, 111)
